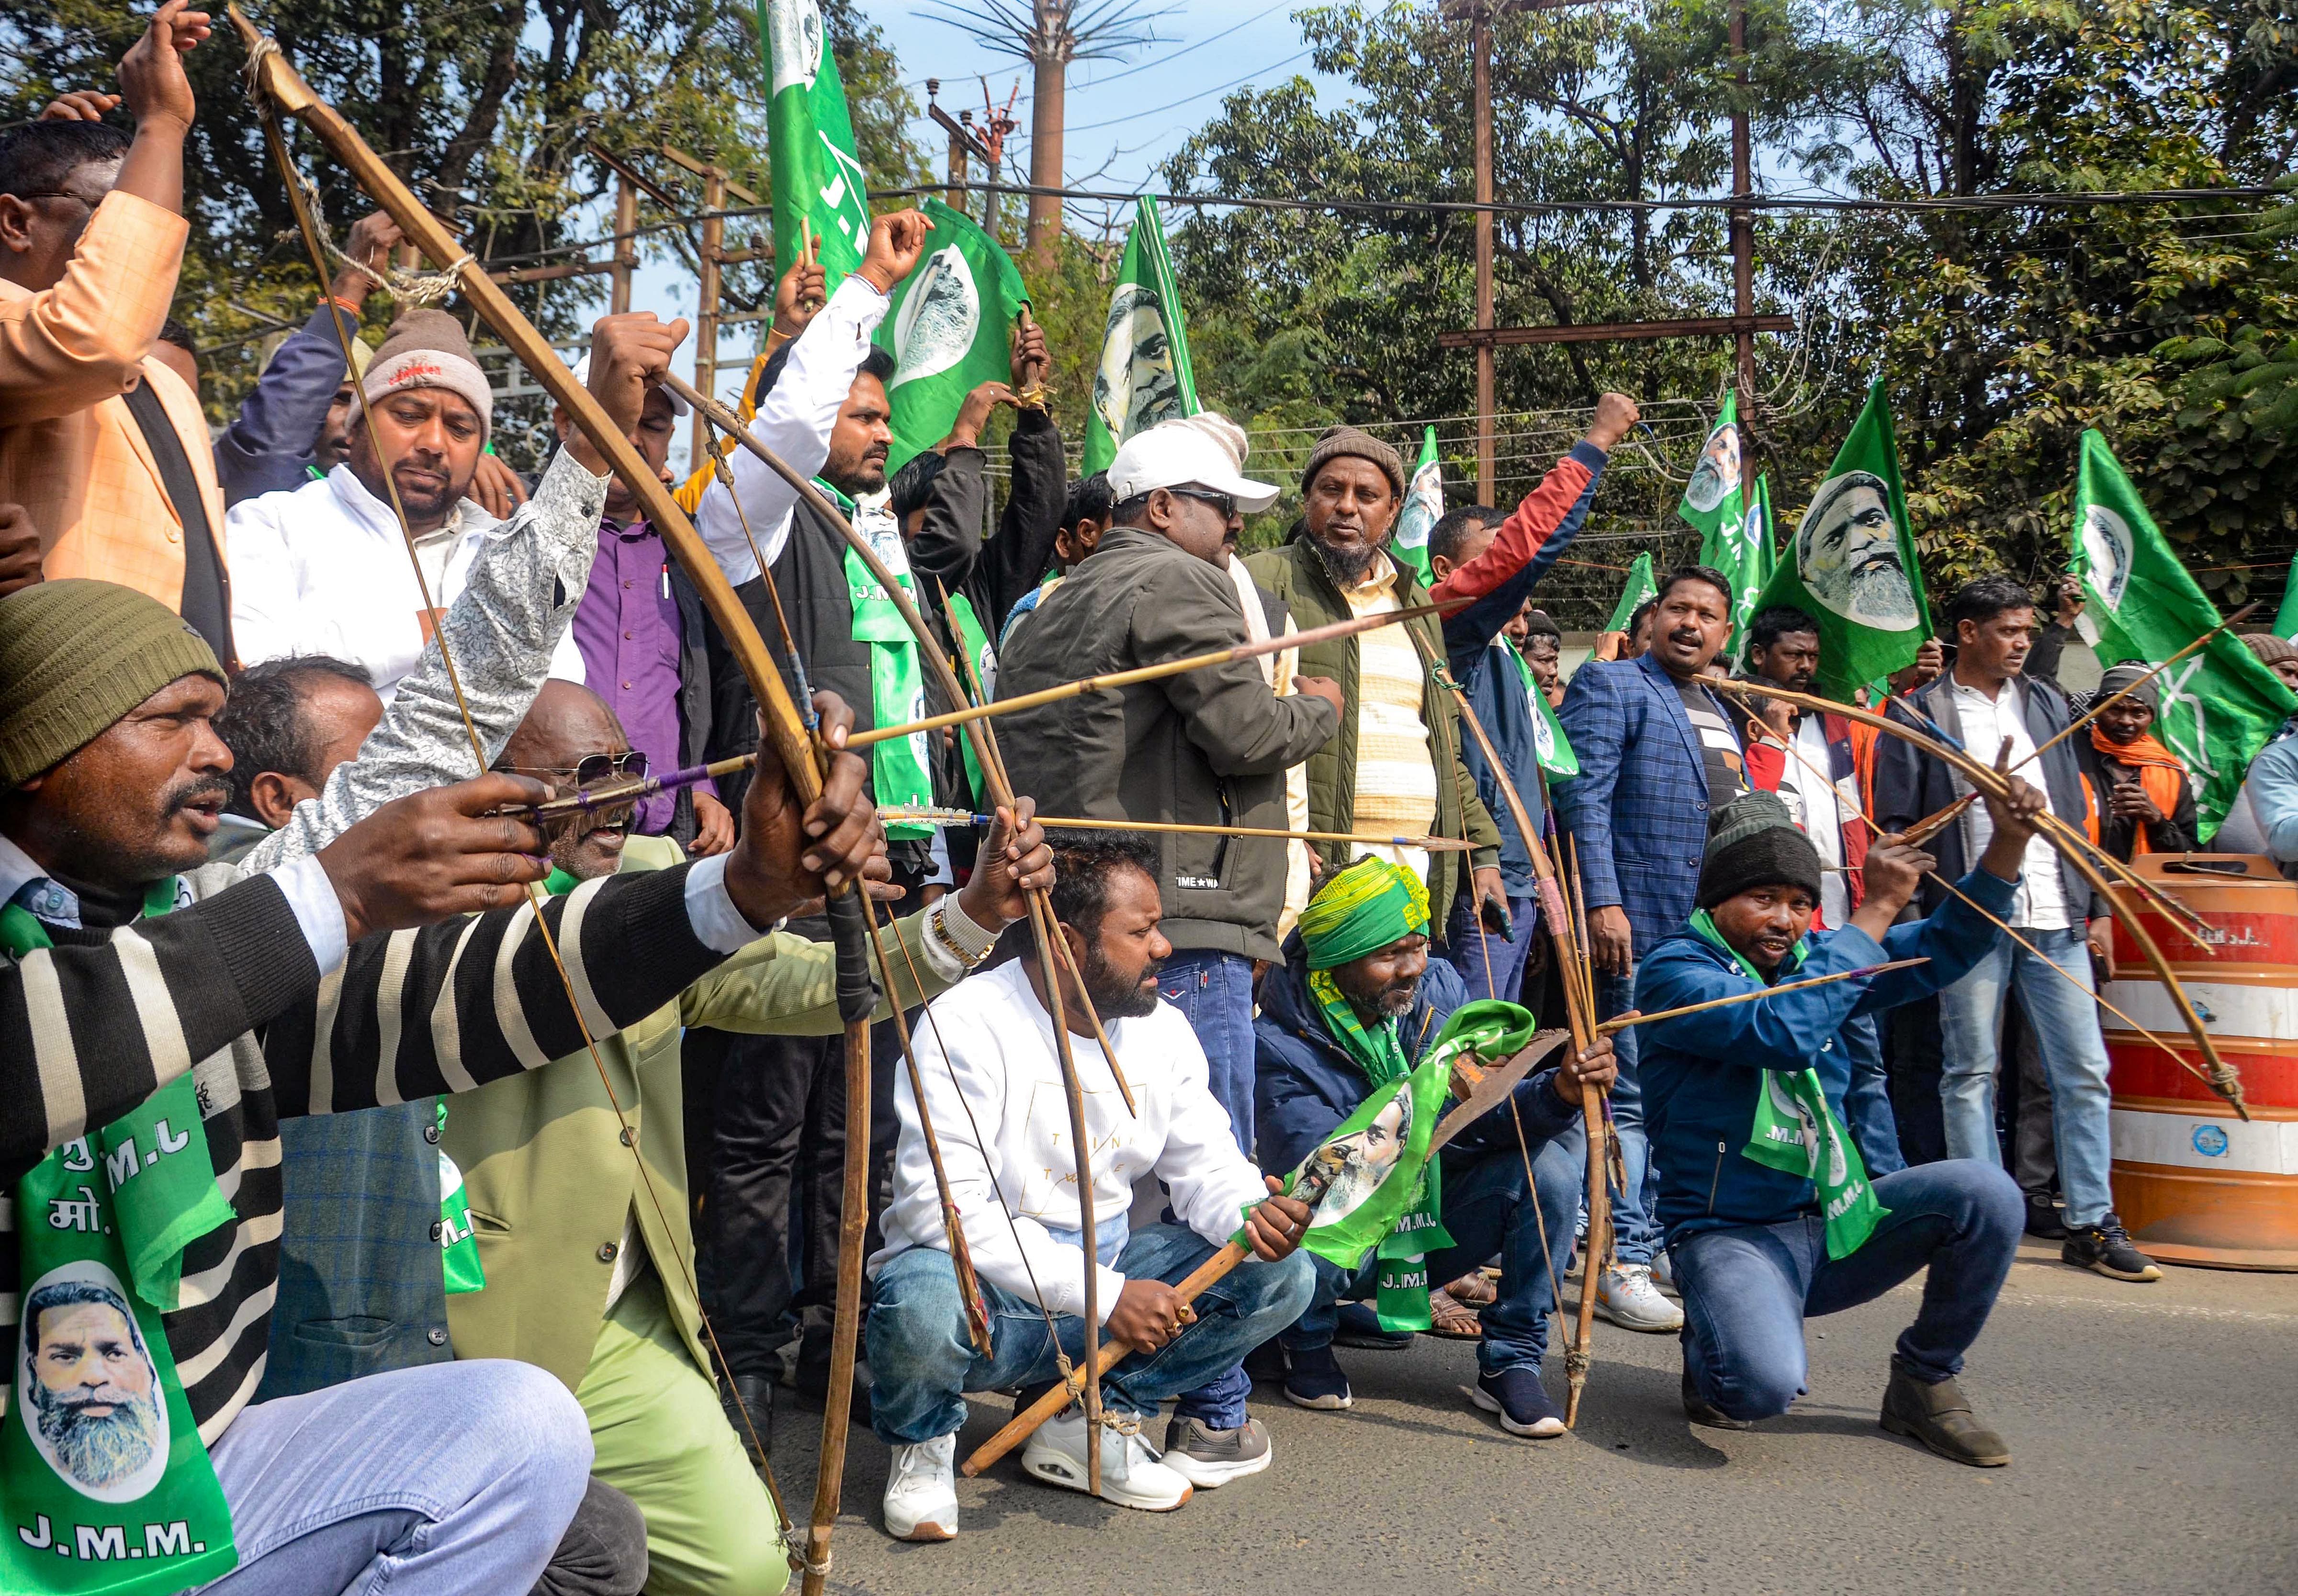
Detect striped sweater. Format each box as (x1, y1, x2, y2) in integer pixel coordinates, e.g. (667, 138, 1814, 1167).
(1, 859, 731, 1444)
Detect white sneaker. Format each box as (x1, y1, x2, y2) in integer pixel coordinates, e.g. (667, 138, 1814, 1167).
(1022, 1410, 1194, 1511)
(881, 1433, 959, 1541)
(1649, 1250, 1678, 1295)
(1595, 1263, 1685, 1332)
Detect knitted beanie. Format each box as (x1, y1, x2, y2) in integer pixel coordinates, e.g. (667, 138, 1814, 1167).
(1697, 791, 1824, 910)
(2241, 631, 2298, 668)
(2095, 662, 2160, 713)
(1301, 425, 1406, 501)
(0, 580, 225, 788)
(361, 308, 493, 441)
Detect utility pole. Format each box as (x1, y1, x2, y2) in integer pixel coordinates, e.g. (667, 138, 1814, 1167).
(1728, 0, 1757, 436)
(695, 165, 725, 461)
(926, 79, 998, 227)
(1472, 6, 1496, 504)
(610, 173, 635, 314)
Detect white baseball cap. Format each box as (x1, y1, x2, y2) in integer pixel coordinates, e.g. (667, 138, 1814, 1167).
(567, 352, 690, 416)
(1106, 413, 1279, 514)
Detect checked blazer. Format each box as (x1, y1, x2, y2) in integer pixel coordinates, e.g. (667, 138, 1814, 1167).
(1554, 650, 1743, 954)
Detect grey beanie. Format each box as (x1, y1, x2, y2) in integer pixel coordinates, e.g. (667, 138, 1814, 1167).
(1697, 791, 1825, 910)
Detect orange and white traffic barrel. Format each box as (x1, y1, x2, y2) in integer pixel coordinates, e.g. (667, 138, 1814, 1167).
(2101, 854, 2298, 1271)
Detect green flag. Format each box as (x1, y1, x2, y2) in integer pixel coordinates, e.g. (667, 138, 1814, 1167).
(762, 0, 872, 287)
(872, 197, 1030, 472)
(1507, 645, 1577, 778)
(1678, 390, 1746, 540)
(1604, 551, 1657, 635)
(1081, 195, 1200, 474)
(2068, 429, 2298, 838)
(2275, 550, 2298, 641)
(1392, 426, 1444, 585)
(1701, 465, 1776, 661)
(1751, 378, 1931, 696)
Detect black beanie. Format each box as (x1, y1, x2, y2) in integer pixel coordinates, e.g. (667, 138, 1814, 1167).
(1697, 791, 1824, 910)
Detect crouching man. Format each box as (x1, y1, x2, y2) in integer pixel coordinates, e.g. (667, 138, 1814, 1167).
(865, 833, 1315, 1538)
(1638, 779, 2046, 1466)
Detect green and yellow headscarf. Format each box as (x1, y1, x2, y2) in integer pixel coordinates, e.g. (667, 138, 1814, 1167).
(1299, 858, 1431, 970)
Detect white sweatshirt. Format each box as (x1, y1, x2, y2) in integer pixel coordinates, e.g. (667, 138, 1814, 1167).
(871, 958, 1269, 1324)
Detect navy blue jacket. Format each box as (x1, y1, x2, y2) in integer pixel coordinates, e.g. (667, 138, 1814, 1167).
(216, 303, 361, 506)
(1441, 444, 1605, 895)
(1254, 934, 1579, 1185)
(1633, 864, 2018, 1244)
(1555, 650, 1743, 950)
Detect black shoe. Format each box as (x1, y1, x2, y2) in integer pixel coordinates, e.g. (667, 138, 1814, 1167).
(2023, 1194, 2067, 1240)
(724, 1373, 776, 1457)
(1281, 1344, 1354, 1411)
(1468, 1367, 1565, 1438)
(2061, 1213, 2162, 1281)
(1243, 1337, 1289, 1384)
(1879, 1368, 2010, 1466)
(792, 1360, 875, 1424)
(1681, 1367, 1751, 1430)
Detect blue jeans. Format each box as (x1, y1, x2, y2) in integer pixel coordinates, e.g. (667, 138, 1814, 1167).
(1595, 972, 1660, 1266)
(1936, 926, 2115, 1226)
(1283, 1134, 1581, 1376)
(1444, 891, 1541, 1004)
(1674, 1160, 2023, 1422)
(866, 1225, 1314, 1444)
(200, 1360, 593, 1595)
(1155, 947, 1260, 1425)
(1841, 1012, 1905, 1177)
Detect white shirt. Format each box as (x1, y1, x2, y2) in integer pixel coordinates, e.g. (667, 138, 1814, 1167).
(1949, 676, 2070, 930)
(1777, 714, 1849, 928)
(227, 464, 583, 699)
(871, 957, 1270, 1323)
(696, 274, 890, 584)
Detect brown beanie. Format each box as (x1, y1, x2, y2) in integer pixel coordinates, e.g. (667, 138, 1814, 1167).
(1302, 425, 1406, 501)
(361, 308, 493, 441)
(2242, 631, 2297, 668)
(0, 580, 225, 787)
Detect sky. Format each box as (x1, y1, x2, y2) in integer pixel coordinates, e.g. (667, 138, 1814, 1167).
(618, 0, 1371, 471)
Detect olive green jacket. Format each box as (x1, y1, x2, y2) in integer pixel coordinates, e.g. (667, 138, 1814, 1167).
(1244, 538, 1502, 931)
(443, 834, 956, 1389)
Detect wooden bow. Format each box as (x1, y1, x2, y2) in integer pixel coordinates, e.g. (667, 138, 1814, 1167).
(232, 14, 866, 1582)
(1708, 676, 2247, 1119)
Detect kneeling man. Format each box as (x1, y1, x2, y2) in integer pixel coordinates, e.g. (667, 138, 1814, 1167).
(1638, 784, 2042, 1465)
(1256, 857, 1616, 1436)
(866, 833, 1316, 1536)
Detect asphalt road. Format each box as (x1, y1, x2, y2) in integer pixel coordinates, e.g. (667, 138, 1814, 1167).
(766, 1239, 2298, 1595)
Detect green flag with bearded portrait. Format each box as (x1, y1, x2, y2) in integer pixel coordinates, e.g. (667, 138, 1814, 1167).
(1081, 196, 1200, 474)
(1750, 379, 1930, 696)
(2069, 429, 2298, 839)
(1392, 427, 1444, 586)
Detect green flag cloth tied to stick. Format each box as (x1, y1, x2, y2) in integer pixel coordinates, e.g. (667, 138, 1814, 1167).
(1391, 427, 1444, 587)
(1604, 551, 1657, 636)
(1278, 995, 1539, 1330)
(1688, 909, 1888, 1259)
(2069, 429, 2298, 839)
(1509, 645, 1578, 778)
(818, 480, 934, 838)
(1679, 395, 1770, 659)
(1081, 195, 1200, 474)
(1751, 378, 1932, 697)
(873, 196, 1032, 474)
(1, 882, 239, 1593)
(762, 0, 872, 284)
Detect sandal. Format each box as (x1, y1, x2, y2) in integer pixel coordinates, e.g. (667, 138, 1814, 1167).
(1444, 1270, 1498, 1309)
(1424, 1286, 1484, 1339)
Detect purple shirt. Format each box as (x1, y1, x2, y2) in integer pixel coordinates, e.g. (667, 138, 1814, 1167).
(572, 517, 683, 835)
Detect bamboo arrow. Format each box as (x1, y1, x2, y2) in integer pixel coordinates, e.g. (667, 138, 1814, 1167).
(1712, 676, 2246, 1118)
(231, 16, 863, 1581)
(1597, 958, 1931, 1033)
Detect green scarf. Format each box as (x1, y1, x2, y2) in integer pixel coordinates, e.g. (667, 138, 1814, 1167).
(821, 479, 933, 839)
(1, 880, 239, 1593)
(1687, 909, 1889, 1258)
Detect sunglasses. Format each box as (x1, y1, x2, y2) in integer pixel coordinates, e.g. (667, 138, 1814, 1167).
(1162, 485, 1239, 522)
(518, 751, 649, 788)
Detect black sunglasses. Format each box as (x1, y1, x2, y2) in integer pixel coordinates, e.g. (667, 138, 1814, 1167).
(517, 751, 649, 788)
(1162, 485, 1239, 521)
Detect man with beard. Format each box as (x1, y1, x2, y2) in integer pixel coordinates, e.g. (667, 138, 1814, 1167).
(1253, 859, 1616, 1436)
(1244, 427, 1507, 961)
(25, 1278, 164, 1492)
(1637, 789, 2038, 1463)
(867, 833, 1316, 1538)
(1798, 470, 1918, 628)
(684, 210, 950, 1428)
(229, 304, 644, 695)
(1874, 577, 2158, 1283)
(1555, 565, 1746, 1335)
